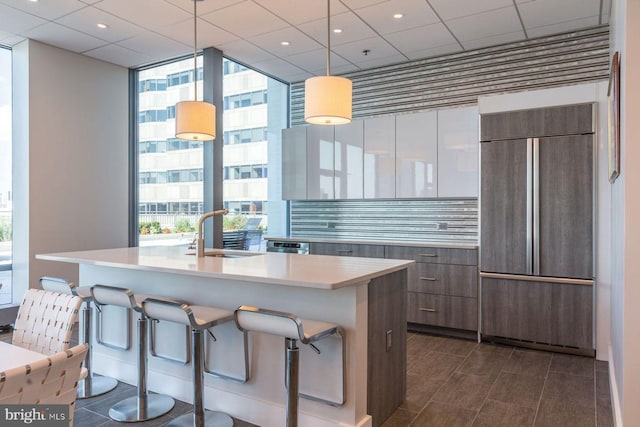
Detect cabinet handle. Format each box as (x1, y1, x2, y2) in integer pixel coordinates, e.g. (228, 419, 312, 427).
(336, 249, 353, 254)
(418, 308, 437, 312)
(419, 277, 437, 281)
(420, 253, 437, 257)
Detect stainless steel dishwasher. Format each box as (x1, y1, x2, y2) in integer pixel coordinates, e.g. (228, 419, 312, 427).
(266, 240, 309, 254)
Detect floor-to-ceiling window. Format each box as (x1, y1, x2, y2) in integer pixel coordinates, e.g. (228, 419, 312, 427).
(0, 47, 12, 304)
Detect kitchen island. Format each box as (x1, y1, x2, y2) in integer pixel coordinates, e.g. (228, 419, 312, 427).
(37, 246, 412, 427)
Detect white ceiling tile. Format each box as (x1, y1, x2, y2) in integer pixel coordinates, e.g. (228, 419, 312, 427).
(331, 36, 404, 64)
(0, 3, 47, 34)
(404, 43, 461, 60)
(0, 34, 25, 46)
(200, 1, 288, 38)
(384, 23, 458, 54)
(252, 0, 348, 25)
(286, 73, 314, 84)
(0, 0, 86, 20)
(251, 27, 323, 56)
(285, 49, 352, 74)
(517, 0, 600, 28)
(94, 0, 191, 29)
(355, 0, 440, 35)
(165, 0, 245, 15)
(83, 43, 152, 67)
(309, 63, 360, 76)
(461, 30, 525, 50)
(217, 39, 275, 64)
(22, 22, 108, 52)
(250, 57, 307, 80)
(116, 31, 190, 58)
(297, 11, 378, 46)
(56, 6, 143, 43)
(79, 0, 102, 4)
(161, 17, 239, 49)
(428, 0, 513, 20)
(446, 6, 522, 41)
(527, 16, 600, 38)
(340, 0, 390, 10)
(352, 53, 407, 69)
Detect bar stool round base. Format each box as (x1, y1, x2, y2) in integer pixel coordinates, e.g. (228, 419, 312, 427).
(109, 394, 175, 422)
(77, 375, 118, 399)
(168, 411, 234, 427)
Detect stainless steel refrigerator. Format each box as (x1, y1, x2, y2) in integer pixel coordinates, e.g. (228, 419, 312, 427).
(479, 103, 595, 355)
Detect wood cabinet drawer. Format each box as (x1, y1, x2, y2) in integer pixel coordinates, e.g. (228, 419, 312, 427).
(309, 242, 385, 258)
(385, 246, 477, 265)
(408, 264, 477, 297)
(407, 293, 477, 331)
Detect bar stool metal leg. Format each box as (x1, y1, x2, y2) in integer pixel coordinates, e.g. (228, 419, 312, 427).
(77, 300, 118, 399)
(109, 313, 175, 422)
(285, 338, 299, 427)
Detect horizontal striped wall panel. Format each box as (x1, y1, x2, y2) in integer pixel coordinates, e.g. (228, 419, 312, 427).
(290, 26, 609, 126)
(290, 200, 478, 244)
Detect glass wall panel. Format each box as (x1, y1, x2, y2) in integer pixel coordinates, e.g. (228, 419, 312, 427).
(0, 47, 12, 303)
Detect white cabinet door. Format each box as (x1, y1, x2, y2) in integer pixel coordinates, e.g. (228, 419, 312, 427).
(395, 111, 438, 198)
(437, 106, 479, 198)
(334, 120, 363, 199)
(282, 127, 307, 200)
(364, 116, 395, 199)
(307, 125, 335, 199)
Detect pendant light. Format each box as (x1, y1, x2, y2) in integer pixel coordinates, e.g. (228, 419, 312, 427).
(304, 0, 352, 125)
(175, 0, 215, 141)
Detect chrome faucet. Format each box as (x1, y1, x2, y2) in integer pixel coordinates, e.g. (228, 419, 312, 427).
(196, 209, 228, 258)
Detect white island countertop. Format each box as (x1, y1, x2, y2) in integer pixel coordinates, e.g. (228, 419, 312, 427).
(37, 246, 413, 290)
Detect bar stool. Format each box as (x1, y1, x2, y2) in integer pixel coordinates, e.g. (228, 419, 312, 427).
(234, 306, 345, 427)
(39, 276, 119, 399)
(141, 298, 235, 427)
(90, 285, 175, 422)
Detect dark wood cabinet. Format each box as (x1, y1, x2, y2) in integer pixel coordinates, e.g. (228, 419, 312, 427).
(407, 293, 477, 331)
(309, 242, 385, 258)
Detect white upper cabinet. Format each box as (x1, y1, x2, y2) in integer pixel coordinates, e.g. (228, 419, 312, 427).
(281, 127, 307, 200)
(334, 121, 364, 199)
(395, 111, 438, 198)
(364, 116, 396, 199)
(437, 106, 479, 198)
(307, 125, 335, 199)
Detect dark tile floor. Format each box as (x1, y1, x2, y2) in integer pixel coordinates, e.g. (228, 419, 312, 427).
(382, 332, 614, 427)
(1, 328, 613, 427)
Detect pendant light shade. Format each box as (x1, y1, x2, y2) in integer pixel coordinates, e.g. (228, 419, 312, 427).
(305, 75, 352, 125)
(304, 0, 352, 125)
(175, 0, 216, 141)
(175, 100, 216, 140)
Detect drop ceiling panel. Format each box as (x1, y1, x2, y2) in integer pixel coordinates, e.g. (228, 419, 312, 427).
(355, 53, 407, 69)
(340, 0, 390, 10)
(95, 0, 191, 29)
(527, 16, 600, 38)
(217, 39, 276, 65)
(332, 36, 405, 65)
(201, 1, 288, 38)
(84, 43, 153, 67)
(162, 17, 239, 48)
(286, 49, 353, 74)
(384, 23, 459, 54)
(0, 0, 86, 20)
(461, 30, 526, 50)
(0, 3, 47, 34)
(116, 31, 190, 59)
(165, 0, 245, 15)
(250, 57, 307, 81)
(56, 6, 143, 43)
(297, 11, 378, 46)
(428, 0, 513, 21)
(251, 27, 324, 56)
(403, 43, 461, 60)
(517, 0, 601, 28)
(309, 63, 360, 76)
(355, 0, 440, 35)
(446, 6, 522, 41)
(22, 22, 108, 53)
(252, 0, 348, 25)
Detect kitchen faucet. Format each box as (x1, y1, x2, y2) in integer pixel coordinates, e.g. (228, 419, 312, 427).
(195, 209, 228, 258)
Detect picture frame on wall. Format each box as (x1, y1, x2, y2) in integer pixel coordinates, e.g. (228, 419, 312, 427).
(608, 51, 621, 183)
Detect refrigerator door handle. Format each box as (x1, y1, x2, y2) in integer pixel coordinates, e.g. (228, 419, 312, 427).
(533, 138, 540, 276)
(526, 138, 533, 275)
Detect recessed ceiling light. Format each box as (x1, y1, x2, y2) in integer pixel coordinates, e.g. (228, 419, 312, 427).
(393, 13, 404, 19)
(97, 23, 108, 29)
(333, 28, 343, 34)
(280, 41, 290, 46)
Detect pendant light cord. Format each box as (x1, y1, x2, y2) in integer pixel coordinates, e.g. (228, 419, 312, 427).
(326, 0, 331, 77)
(193, 0, 198, 101)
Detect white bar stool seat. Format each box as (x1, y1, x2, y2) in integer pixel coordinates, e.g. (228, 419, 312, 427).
(234, 306, 345, 427)
(90, 285, 175, 422)
(39, 276, 119, 399)
(142, 298, 236, 427)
